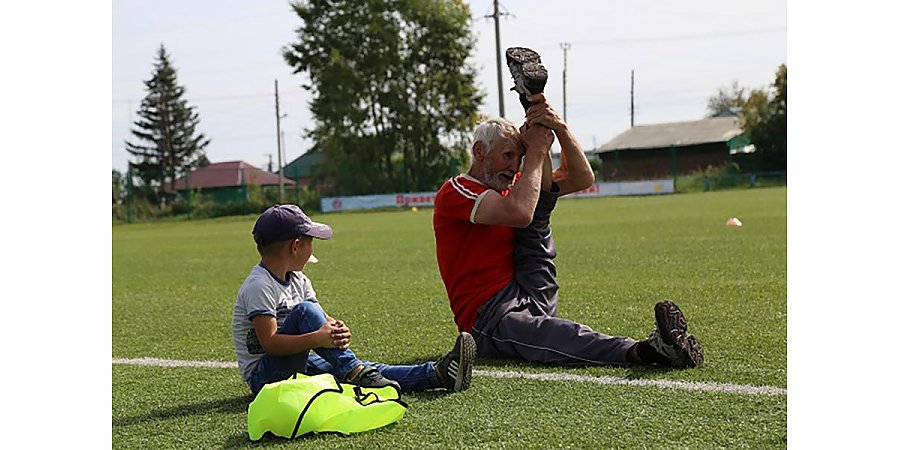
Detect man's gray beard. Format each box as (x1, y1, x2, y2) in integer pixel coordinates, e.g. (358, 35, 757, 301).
(482, 167, 509, 191)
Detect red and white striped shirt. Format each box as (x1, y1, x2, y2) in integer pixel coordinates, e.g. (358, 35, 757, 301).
(433, 174, 514, 332)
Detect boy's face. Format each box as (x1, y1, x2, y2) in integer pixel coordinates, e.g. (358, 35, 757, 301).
(291, 235, 314, 271)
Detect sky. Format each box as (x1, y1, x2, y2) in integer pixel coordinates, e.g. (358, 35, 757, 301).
(111, 0, 786, 174)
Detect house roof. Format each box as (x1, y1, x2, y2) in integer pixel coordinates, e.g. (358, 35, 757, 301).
(172, 161, 295, 191)
(284, 151, 323, 178)
(598, 117, 742, 153)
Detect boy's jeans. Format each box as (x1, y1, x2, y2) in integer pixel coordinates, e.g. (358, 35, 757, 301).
(248, 301, 440, 395)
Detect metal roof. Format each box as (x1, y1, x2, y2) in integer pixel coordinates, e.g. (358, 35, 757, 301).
(598, 117, 742, 153)
(284, 151, 323, 178)
(172, 161, 295, 190)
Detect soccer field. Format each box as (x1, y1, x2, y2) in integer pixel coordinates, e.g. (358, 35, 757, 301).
(112, 187, 787, 448)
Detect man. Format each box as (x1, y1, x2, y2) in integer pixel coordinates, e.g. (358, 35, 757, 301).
(432, 94, 703, 369)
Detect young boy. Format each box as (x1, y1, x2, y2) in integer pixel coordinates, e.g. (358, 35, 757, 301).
(233, 204, 476, 397)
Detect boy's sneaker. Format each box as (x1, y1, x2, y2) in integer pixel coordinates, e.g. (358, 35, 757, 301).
(434, 332, 476, 392)
(646, 300, 704, 368)
(505, 47, 548, 112)
(346, 365, 401, 392)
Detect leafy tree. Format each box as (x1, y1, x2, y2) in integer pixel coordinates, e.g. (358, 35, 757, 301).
(283, 0, 483, 195)
(126, 45, 210, 202)
(707, 65, 787, 172)
(741, 64, 787, 171)
(706, 80, 746, 117)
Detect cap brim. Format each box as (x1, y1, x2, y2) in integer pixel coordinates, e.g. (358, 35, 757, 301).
(305, 222, 332, 240)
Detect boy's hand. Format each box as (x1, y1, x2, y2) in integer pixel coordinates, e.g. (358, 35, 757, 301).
(319, 320, 352, 349)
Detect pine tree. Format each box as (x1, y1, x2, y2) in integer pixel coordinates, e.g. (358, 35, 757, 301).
(126, 45, 210, 202)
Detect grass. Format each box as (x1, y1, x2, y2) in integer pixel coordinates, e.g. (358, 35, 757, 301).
(112, 187, 787, 448)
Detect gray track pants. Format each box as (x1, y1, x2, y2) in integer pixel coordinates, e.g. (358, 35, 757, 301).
(470, 185, 637, 365)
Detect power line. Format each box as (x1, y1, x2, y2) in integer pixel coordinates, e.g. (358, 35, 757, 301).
(112, 89, 305, 104)
(570, 26, 786, 47)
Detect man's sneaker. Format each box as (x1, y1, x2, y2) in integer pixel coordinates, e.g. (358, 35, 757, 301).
(346, 365, 401, 392)
(506, 47, 548, 112)
(434, 332, 476, 392)
(646, 300, 704, 368)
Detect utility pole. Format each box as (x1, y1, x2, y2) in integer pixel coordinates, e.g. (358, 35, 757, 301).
(630, 69, 635, 128)
(487, 0, 509, 118)
(560, 42, 571, 122)
(266, 153, 273, 173)
(280, 130, 286, 181)
(274, 79, 284, 203)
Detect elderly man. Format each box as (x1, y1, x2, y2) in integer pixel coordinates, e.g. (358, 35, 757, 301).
(432, 94, 703, 369)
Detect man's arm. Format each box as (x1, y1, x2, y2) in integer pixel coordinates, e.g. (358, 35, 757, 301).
(525, 94, 595, 196)
(541, 138, 554, 192)
(473, 125, 554, 227)
(251, 313, 351, 356)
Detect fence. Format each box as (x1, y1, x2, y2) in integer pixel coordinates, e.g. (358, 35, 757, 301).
(674, 170, 786, 193)
(114, 167, 786, 223)
(113, 167, 319, 224)
(321, 179, 676, 213)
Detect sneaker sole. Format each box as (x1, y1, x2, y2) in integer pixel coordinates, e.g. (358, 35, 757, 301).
(654, 300, 703, 368)
(455, 332, 477, 392)
(505, 47, 542, 65)
(505, 47, 548, 97)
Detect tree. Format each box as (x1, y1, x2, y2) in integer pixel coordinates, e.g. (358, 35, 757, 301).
(112, 169, 124, 204)
(282, 0, 484, 195)
(706, 80, 746, 117)
(740, 64, 787, 171)
(126, 45, 210, 203)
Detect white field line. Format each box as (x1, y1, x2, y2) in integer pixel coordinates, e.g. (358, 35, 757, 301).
(476, 369, 786, 396)
(113, 357, 785, 396)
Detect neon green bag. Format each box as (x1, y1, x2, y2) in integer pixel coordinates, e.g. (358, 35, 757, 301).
(247, 373, 407, 440)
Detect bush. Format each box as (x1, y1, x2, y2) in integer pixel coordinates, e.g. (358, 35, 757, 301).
(114, 185, 324, 224)
(675, 165, 786, 193)
(113, 196, 166, 223)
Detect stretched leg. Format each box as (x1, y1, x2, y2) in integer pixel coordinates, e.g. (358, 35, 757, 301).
(513, 186, 561, 315)
(483, 302, 636, 365)
(305, 352, 441, 392)
(365, 361, 440, 392)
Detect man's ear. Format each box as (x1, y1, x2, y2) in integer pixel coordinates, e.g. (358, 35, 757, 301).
(472, 141, 485, 162)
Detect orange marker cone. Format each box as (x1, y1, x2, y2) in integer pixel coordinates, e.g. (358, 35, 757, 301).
(725, 217, 743, 227)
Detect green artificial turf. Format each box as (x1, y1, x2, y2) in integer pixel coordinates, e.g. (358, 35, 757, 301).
(112, 187, 787, 448)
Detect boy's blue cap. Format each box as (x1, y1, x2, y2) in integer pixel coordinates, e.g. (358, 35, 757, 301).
(252, 204, 332, 245)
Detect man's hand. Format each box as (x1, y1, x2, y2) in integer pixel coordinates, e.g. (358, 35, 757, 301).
(523, 92, 595, 195)
(525, 93, 566, 132)
(521, 120, 555, 155)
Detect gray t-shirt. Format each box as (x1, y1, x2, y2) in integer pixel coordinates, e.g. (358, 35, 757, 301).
(232, 264, 318, 381)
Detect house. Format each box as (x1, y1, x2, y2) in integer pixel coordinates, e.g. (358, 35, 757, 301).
(550, 148, 601, 170)
(597, 117, 745, 180)
(169, 161, 295, 203)
(283, 151, 323, 188)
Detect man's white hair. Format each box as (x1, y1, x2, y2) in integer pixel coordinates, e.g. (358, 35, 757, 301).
(472, 117, 520, 154)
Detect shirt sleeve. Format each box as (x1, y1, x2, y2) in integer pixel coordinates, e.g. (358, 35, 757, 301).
(300, 273, 318, 303)
(436, 177, 489, 224)
(243, 280, 278, 319)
